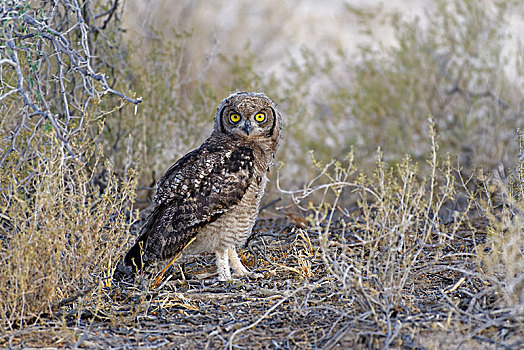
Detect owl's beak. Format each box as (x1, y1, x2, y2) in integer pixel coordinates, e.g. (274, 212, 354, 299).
(243, 120, 251, 135)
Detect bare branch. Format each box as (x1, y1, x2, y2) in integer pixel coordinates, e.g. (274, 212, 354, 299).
(0, 0, 141, 167)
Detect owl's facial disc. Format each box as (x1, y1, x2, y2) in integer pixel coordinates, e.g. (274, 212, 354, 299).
(228, 110, 269, 138)
(215, 92, 281, 144)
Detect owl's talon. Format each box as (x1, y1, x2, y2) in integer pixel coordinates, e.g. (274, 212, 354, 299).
(232, 270, 264, 279)
(249, 272, 265, 279)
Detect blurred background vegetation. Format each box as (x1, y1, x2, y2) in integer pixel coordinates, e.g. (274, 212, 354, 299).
(115, 0, 523, 202)
(0, 0, 522, 335)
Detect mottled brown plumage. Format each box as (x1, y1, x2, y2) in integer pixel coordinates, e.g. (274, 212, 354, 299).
(124, 91, 282, 280)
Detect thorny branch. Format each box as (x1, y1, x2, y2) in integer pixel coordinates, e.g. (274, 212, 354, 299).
(0, 0, 141, 165)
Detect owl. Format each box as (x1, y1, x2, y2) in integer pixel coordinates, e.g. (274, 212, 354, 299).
(124, 91, 282, 281)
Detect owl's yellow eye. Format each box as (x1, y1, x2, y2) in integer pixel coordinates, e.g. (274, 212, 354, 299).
(229, 113, 241, 123)
(254, 112, 266, 123)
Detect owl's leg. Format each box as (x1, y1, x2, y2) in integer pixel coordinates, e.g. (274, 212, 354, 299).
(215, 248, 232, 281)
(228, 246, 251, 277)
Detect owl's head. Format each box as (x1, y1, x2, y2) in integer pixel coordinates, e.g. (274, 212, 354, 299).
(214, 91, 282, 147)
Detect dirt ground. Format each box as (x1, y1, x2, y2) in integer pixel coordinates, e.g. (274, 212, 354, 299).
(1, 215, 522, 349)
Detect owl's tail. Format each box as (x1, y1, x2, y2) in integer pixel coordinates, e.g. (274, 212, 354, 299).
(124, 205, 163, 272)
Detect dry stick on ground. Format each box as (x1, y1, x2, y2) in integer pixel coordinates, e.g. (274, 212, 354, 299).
(227, 286, 304, 350)
(51, 286, 95, 311)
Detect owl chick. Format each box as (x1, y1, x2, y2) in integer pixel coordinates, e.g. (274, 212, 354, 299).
(124, 91, 282, 281)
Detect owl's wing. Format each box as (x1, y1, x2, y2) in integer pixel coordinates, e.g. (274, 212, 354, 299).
(124, 142, 255, 270)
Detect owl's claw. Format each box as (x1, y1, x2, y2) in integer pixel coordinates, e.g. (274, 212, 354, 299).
(228, 246, 263, 279)
(233, 271, 264, 279)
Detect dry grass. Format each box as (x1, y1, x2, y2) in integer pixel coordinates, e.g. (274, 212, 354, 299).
(0, 131, 138, 330)
(1, 128, 522, 348)
(0, 0, 138, 332)
(1, 0, 523, 348)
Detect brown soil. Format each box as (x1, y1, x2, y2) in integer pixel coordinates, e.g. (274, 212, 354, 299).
(1, 216, 522, 349)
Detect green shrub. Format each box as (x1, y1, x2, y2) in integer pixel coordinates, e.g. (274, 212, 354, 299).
(299, 0, 521, 170)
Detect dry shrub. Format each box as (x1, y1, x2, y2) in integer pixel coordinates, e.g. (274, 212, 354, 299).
(475, 133, 524, 314)
(0, 132, 137, 330)
(282, 119, 523, 345)
(290, 119, 453, 296)
(0, 0, 139, 331)
(482, 208, 524, 315)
